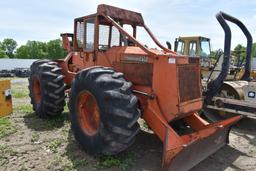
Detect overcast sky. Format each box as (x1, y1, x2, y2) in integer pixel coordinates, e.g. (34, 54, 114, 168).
(0, 0, 256, 50)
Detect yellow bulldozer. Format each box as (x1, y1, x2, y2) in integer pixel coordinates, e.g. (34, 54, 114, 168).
(167, 36, 212, 78)
(168, 36, 256, 80)
(168, 13, 256, 121)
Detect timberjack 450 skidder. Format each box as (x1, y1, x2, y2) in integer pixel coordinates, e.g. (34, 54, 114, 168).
(28, 4, 241, 171)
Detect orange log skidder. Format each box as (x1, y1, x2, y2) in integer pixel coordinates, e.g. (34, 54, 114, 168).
(28, 4, 241, 171)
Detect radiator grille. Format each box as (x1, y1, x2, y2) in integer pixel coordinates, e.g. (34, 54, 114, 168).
(178, 64, 201, 103)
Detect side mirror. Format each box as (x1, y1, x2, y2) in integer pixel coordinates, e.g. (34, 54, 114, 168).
(166, 41, 172, 50)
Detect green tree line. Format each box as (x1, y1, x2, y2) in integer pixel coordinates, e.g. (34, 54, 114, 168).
(211, 43, 256, 59)
(0, 38, 67, 59)
(1, 38, 256, 60)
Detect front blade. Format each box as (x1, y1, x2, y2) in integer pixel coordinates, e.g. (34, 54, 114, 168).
(163, 124, 232, 171)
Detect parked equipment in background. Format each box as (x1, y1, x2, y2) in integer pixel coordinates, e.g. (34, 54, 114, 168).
(174, 36, 212, 67)
(169, 36, 244, 80)
(14, 68, 30, 77)
(203, 12, 256, 121)
(167, 36, 213, 79)
(0, 80, 12, 117)
(168, 14, 256, 121)
(0, 68, 30, 78)
(0, 70, 14, 77)
(252, 58, 256, 79)
(28, 5, 241, 171)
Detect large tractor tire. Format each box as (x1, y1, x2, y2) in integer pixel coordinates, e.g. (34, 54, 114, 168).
(28, 60, 66, 118)
(69, 67, 141, 155)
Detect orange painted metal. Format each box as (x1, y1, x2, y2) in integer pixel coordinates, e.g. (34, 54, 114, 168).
(144, 97, 241, 171)
(57, 4, 242, 170)
(163, 115, 241, 171)
(61, 33, 73, 52)
(97, 4, 144, 25)
(113, 62, 153, 86)
(77, 91, 101, 136)
(32, 76, 41, 104)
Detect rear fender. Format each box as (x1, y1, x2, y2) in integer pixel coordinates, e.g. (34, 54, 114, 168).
(221, 81, 248, 99)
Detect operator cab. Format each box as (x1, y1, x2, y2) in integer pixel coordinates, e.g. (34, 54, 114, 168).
(73, 17, 167, 52)
(60, 4, 176, 83)
(174, 36, 211, 58)
(62, 4, 175, 59)
(173, 36, 212, 75)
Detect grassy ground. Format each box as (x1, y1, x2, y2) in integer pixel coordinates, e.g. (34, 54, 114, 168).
(0, 77, 161, 171)
(0, 77, 255, 171)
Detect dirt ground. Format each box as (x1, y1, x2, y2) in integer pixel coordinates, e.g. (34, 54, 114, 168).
(0, 78, 255, 171)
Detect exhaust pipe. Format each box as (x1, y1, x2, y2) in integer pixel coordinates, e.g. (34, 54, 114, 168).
(205, 12, 231, 103)
(220, 12, 253, 81)
(205, 11, 253, 103)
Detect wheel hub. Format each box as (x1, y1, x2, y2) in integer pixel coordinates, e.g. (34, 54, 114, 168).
(77, 91, 100, 136)
(33, 76, 41, 104)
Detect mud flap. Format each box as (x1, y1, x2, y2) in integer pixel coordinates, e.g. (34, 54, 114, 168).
(162, 116, 241, 171)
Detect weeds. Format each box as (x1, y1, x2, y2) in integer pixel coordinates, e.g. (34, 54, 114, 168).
(0, 117, 17, 139)
(0, 144, 14, 155)
(12, 90, 28, 99)
(143, 122, 149, 129)
(98, 152, 136, 170)
(0, 144, 18, 165)
(99, 156, 121, 168)
(0, 77, 15, 81)
(45, 113, 69, 128)
(119, 152, 136, 170)
(23, 110, 69, 131)
(19, 165, 28, 171)
(73, 158, 88, 168)
(47, 155, 64, 170)
(2, 78, 138, 171)
(46, 155, 83, 171)
(16, 105, 33, 114)
(64, 104, 69, 113)
(31, 133, 40, 143)
(61, 125, 70, 137)
(11, 82, 29, 99)
(47, 139, 62, 153)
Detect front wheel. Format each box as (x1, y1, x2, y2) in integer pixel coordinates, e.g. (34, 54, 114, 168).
(69, 67, 141, 155)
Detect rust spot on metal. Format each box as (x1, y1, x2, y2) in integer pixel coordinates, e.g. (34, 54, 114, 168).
(178, 64, 201, 103)
(113, 62, 153, 86)
(97, 4, 144, 25)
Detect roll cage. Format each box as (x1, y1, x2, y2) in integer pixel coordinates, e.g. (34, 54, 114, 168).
(62, 4, 175, 56)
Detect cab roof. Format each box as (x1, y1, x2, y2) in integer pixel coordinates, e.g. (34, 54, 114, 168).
(75, 4, 144, 26)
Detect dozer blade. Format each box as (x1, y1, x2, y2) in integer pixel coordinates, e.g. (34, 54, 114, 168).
(162, 115, 241, 171)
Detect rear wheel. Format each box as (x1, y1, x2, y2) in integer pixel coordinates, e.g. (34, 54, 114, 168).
(28, 60, 66, 118)
(69, 67, 141, 155)
(201, 108, 223, 122)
